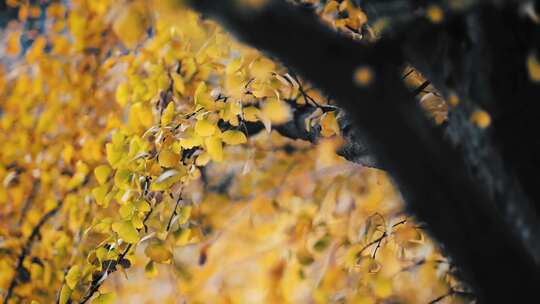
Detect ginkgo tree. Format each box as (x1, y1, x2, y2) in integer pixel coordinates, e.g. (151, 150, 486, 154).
(1, 0, 537, 303)
(186, 0, 540, 303)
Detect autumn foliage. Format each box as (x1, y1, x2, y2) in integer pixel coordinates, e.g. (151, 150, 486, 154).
(0, 1, 472, 303)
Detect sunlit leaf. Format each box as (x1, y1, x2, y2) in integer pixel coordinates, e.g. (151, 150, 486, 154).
(221, 130, 247, 145)
(112, 221, 139, 243)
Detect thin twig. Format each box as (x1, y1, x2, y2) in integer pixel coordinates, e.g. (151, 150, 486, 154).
(4, 202, 63, 304)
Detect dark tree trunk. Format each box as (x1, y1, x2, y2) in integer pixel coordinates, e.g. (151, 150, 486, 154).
(187, 0, 540, 302)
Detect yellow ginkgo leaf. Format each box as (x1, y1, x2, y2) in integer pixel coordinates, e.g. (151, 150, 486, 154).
(194, 119, 216, 137)
(65, 265, 81, 290)
(171, 73, 185, 95)
(92, 184, 109, 207)
(226, 57, 243, 75)
(161, 102, 175, 126)
(373, 276, 393, 298)
(134, 199, 151, 213)
(112, 220, 139, 243)
(221, 101, 242, 125)
(250, 57, 275, 80)
(94, 165, 111, 185)
(132, 215, 144, 229)
(221, 130, 247, 145)
(130, 102, 154, 129)
(152, 168, 185, 191)
(114, 168, 131, 189)
(106, 143, 125, 168)
(95, 247, 108, 263)
(112, 2, 148, 48)
(92, 292, 115, 304)
(179, 136, 203, 149)
(159, 149, 179, 168)
(527, 53, 540, 82)
(119, 201, 135, 219)
(320, 111, 340, 137)
(58, 285, 72, 304)
(177, 206, 192, 226)
(204, 136, 223, 162)
(261, 98, 291, 124)
(194, 82, 212, 109)
(174, 228, 192, 246)
(145, 242, 173, 263)
(243, 106, 260, 122)
(6, 30, 21, 56)
(115, 83, 129, 106)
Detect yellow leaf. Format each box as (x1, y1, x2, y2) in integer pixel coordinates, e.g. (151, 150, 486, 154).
(65, 265, 81, 290)
(226, 57, 243, 75)
(6, 30, 21, 56)
(112, 3, 148, 48)
(58, 285, 72, 304)
(115, 83, 129, 106)
(204, 136, 223, 162)
(194, 119, 216, 137)
(351, 295, 375, 304)
(221, 130, 247, 145)
(92, 184, 110, 207)
(130, 102, 154, 129)
(134, 199, 151, 213)
(119, 201, 136, 219)
(250, 57, 275, 80)
(527, 53, 540, 82)
(171, 73, 185, 95)
(177, 206, 192, 225)
(112, 220, 139, 243)
(93, 218, 113, 234)
(161, 102, 175, 126)
(132, 215, 144, 229)
(106, 144, 122, 168)
(174, 228, 192, 246)
(261, 98, 291, 124)
(145, 242, 173, 263)
(179, 136, 203, 149)
(96, 247, 108, 263)
(152, 169, 184, 191)
(320, 112, 340, 137)
(92, 292, 115, 304)
(94, 165, 111, 185)
(159, 149, 179, 168)
(114, 168, 131, 189)
(373, 276, 392, 298)
(221, 101, 242, 126)
(194, 82, 211, 109)
(243, 106, 260, 122)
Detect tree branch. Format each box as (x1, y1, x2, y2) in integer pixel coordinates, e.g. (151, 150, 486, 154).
(4, 202, 63, 304)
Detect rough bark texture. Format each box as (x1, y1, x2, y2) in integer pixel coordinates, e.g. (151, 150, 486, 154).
(187, 0, 540, 302)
